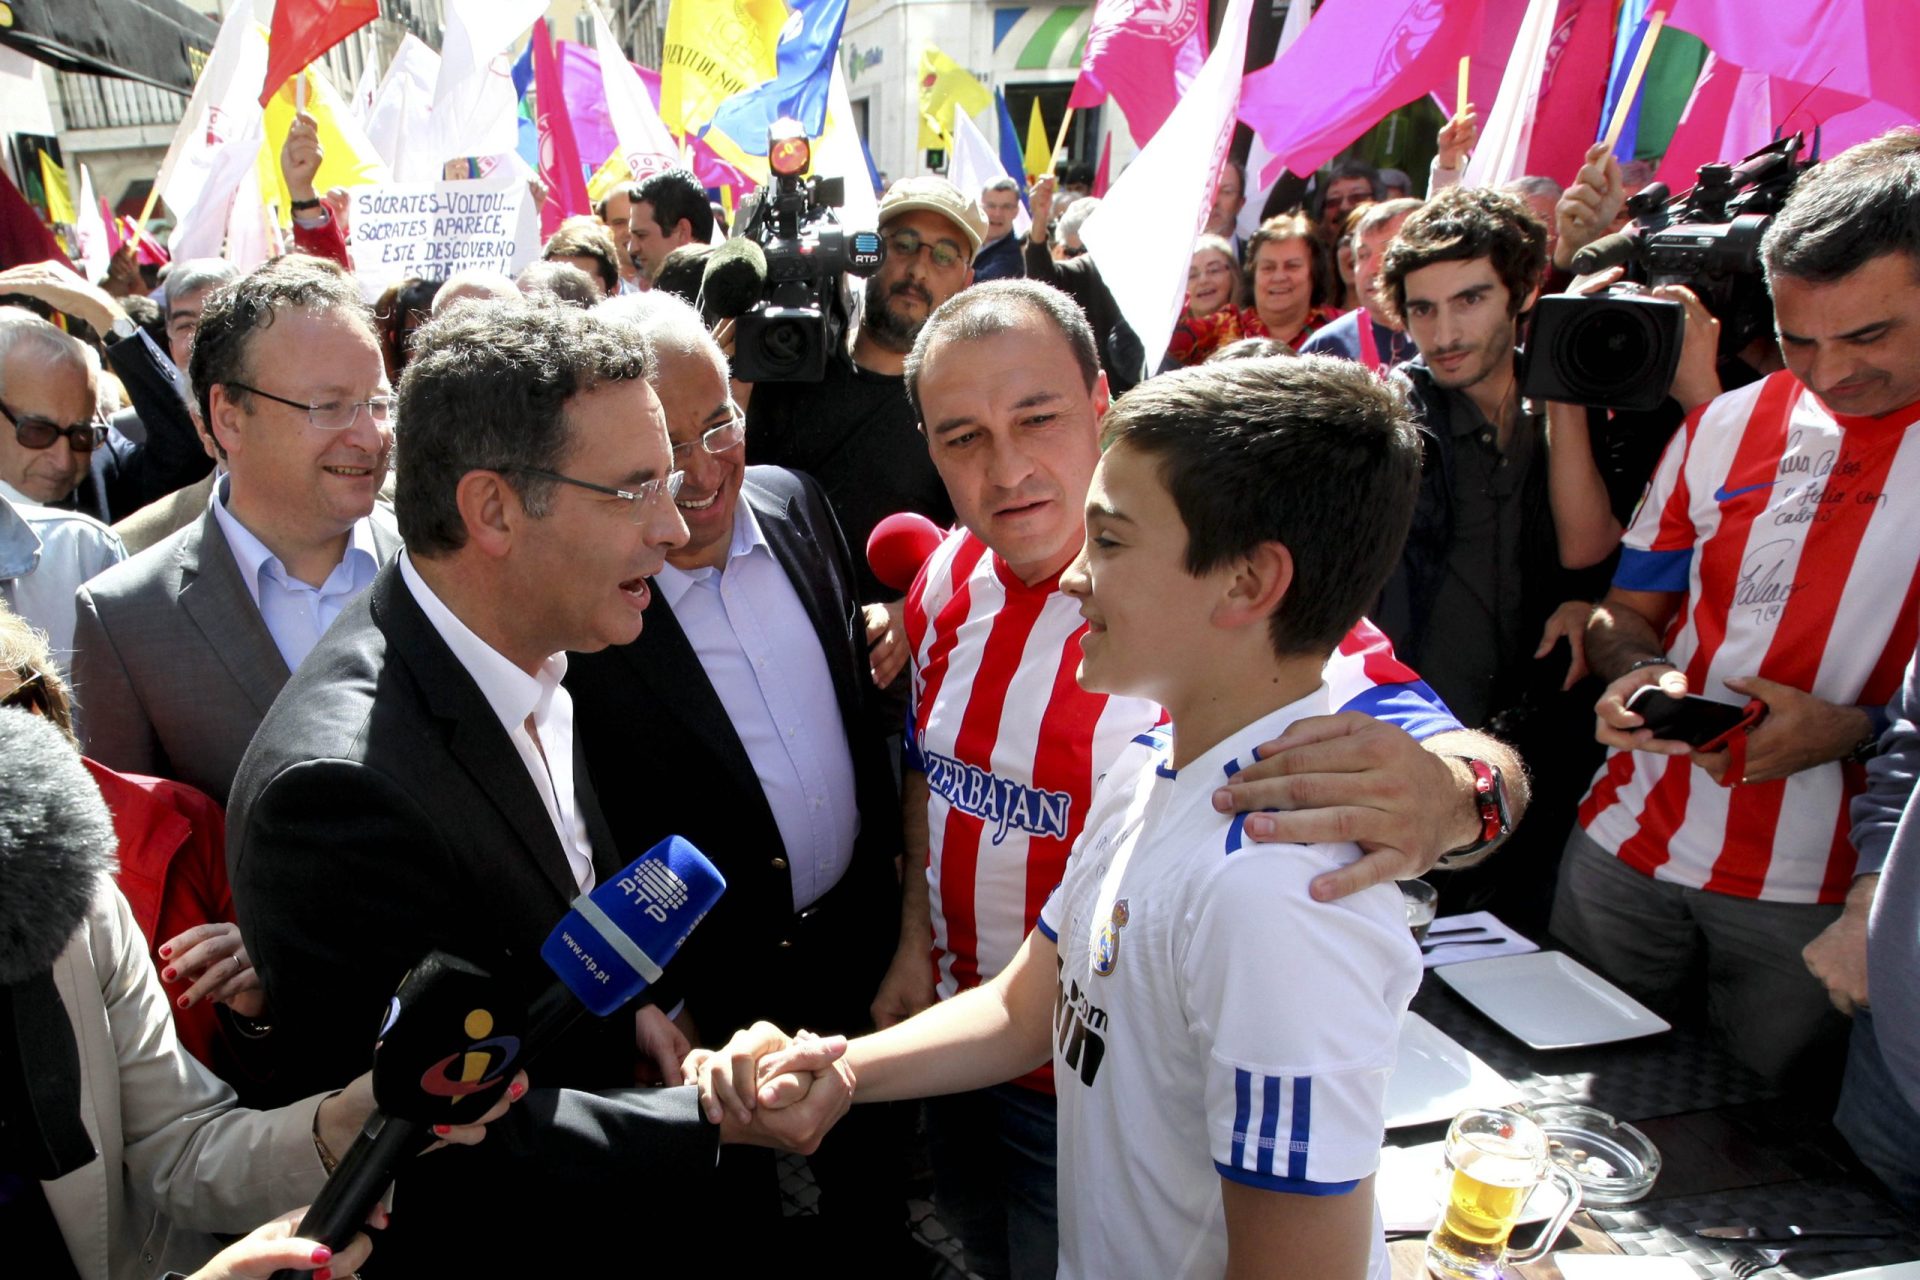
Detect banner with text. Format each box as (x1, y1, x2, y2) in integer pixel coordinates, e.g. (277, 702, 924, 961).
(346, 169, 539, 298)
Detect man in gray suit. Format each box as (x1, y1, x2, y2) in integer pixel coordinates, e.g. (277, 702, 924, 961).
(71, 255, 399, 805)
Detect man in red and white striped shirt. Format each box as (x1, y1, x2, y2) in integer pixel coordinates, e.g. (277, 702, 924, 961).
(1556, 130, 1920, 1090)
(877, 280, 1526, 1280)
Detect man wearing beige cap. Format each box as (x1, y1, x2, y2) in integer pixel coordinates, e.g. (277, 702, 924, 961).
(744, 175, 986, 604)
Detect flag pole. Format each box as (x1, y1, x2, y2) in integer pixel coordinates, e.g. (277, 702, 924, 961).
(1456, 56, 1470, 118)
(1601, 11, 1665, 152)
(1051, 106, 1075, 168)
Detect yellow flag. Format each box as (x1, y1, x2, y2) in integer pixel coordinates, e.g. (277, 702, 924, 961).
(256, 63, 390, 228)
(1023, 99, 1052, 184)
(587, 152, 633, 205)
(918, 46, 991, 150)
(661, 0, 787, 139)
(39, 152, 77, 226)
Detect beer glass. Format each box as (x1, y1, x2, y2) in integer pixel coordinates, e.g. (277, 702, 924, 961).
(1425, 1107, 1583, 1278)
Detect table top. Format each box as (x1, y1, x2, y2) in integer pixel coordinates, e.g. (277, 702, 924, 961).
(1388, 964, 1920, 1279)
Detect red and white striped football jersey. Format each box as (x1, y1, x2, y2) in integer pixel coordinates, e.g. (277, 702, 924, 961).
(1579, 372, 1920, 903)
(904, 529, 1458, 1024)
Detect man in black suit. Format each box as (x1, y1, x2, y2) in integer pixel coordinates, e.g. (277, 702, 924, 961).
(227, 299, 849, 1272)
(568, 293, 909, 1254)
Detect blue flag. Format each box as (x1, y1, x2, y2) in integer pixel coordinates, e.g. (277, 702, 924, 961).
(994, 91, 1027, 198)
(706, 0, 849, 158)
(511, 37, 540, 173)
(1600, 0, 1653, 162)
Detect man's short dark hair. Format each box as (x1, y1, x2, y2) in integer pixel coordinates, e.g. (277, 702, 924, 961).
(1353, 196, 1423, 248)
(187, 254, 372, 432)
(632, 168, 714, 244)
(903, 279, 1099, 419)
(396, 301, 652, 555)
(516, 259, 601, 308)
(120, 294, 167, 349)
(1317, 160, 1386, 211)
(1761, 128, 1920, 285)
(1377, 186, 1547, 324)
(542, 216, 622, 293)
(1100, 354, 1421, 658)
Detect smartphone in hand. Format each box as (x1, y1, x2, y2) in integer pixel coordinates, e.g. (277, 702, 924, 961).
(1626, 686, 1766, 752)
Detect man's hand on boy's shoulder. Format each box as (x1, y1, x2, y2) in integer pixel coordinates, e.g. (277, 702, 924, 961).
(1208, 715, 1522, 901)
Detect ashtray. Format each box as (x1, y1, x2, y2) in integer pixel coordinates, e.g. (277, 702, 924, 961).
(1529, 1104, 1661, 1205)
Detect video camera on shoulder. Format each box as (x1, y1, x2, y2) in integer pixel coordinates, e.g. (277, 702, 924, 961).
(1521, 135, 1809, 412)
(704, 118, 885, 383)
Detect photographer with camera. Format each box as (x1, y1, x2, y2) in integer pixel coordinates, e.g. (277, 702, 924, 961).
(1554, 128, 1920, 1095)
(741, 176, 975, 607)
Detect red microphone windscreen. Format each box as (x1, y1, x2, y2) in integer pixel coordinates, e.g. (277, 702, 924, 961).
(867, 512, 945, 594)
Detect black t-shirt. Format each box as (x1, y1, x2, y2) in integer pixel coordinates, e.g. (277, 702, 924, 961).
(744, 353, 956, 603)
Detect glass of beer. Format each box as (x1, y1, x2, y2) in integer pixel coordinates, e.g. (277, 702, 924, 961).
(1425, 1107, 1583, 1278)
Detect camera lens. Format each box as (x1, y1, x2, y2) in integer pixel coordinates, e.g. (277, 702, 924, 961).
(764, 319, 807, 363)
(1560, 305, 1657, 392)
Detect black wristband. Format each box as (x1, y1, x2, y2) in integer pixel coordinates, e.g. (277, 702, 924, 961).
(289, 196, 323, 211)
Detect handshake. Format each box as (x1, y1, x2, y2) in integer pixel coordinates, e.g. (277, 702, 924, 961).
(679, 1022, 860, 1155)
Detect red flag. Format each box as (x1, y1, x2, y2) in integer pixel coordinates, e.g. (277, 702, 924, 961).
(1068, 0, 1209, 147)
(1525, 0, 1616, 186)
(123, 217, 170, 266)
(260, 0, 380, 107)
(0, 167, 74, 272)
(1093, 133, 1113, 197)
(532, 19, 592, 238)
(1240, 0, 1488, 182)
(101, 198, 124, 254)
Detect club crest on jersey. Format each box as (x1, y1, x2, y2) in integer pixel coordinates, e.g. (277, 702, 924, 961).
(1093, 900, 1130, 976)
(922, 750, 1073, 845)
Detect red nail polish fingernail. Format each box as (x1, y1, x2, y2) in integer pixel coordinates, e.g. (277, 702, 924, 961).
(176, 995, 190, 1009)
(433, 1124, 450, 1135)
(162, 967, 176, 981)
(315, 1269, 332, 1280)
(158, 945, 172, 958)
(310, 1246, 332, 1265)
(509, 1080, 526, 1099)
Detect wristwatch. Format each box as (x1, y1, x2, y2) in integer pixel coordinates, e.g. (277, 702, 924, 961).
(1437, 757, 1514, 866)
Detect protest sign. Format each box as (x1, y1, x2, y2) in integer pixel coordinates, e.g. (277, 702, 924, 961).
(346, 169, 540, 298)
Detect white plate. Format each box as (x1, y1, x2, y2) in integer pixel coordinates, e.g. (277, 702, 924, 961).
(1385, 1013, 1521, 1129)
(1376, 1139, 1570, 1234)
(1435, 952, 1670, 1050)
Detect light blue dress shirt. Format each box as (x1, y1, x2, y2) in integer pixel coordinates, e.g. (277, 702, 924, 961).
(654, 498, 859, 911)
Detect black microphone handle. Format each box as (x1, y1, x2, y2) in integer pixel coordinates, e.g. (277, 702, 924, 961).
(520, 981, 591, 1066)
(268, 1113, 429, 1280)
(1569, 231, 1637, 276)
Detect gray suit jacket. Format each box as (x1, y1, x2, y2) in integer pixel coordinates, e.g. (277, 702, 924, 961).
(70, 505, 402, 806)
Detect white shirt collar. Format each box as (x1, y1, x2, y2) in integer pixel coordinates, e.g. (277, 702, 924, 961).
(210, 473, 380, 601)
(397, 550, 568, 737)
(654, 492, 768, 607)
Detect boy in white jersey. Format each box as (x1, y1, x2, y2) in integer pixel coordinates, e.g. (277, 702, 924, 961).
(698, 354, 1427, 1278)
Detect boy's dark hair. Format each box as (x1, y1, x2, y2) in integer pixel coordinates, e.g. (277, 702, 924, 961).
(542, 216, 623, 293)
(1761, 127, 1920, 285)
(1099, 354, 1421, 658)
(632, 168, 714, 244)
(1376, 186, 1547, 325)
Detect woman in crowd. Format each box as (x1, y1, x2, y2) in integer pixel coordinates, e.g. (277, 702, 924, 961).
(1184, 234, 1245, 320)
(1167, 213, 1339, 364)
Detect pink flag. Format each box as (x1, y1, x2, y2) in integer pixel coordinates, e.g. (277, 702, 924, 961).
(1093, 132, 1113, 197)
(1666, 0, 1919, 119)
(1068, 0, 1209, 147)
(101, 199, 124, 254)
(555, 41, 753, 194)
(532, 19, 591, 236)
(1524, 0, 1615, 186)
(1240, 0, 1488, 183)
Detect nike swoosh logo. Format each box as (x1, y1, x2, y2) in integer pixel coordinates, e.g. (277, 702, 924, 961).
(1713, 479, 1778, 502)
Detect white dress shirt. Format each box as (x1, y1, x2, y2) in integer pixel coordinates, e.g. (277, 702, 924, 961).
(0, 488, 125, 672)
(654, 498, 859, 910)
(398, 552, 597, 894)
(209, 476, 380, 672)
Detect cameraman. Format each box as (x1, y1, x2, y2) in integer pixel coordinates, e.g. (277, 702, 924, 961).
(742, 177, 975, 606)
(1555, 128, 1920, 1093)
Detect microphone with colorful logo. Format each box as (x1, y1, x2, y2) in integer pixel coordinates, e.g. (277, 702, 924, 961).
(273, 837, 726, 1272)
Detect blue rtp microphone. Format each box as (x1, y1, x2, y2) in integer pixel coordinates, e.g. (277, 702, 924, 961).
(271, 838, 725, 1274)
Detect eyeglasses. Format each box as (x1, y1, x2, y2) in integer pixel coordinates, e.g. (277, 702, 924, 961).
(2, 670, 47, 716)
(225, 381, 396, 431)
(504, 466, 687, 522)
(883, 228, 967, 270)
(670, 403, 746, 461)
(1, 399, 107, 453)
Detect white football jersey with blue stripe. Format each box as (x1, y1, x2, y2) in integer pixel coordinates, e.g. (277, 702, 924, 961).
(1038, 687, 1420, 1280)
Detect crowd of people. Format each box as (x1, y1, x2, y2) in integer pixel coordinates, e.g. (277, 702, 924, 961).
(2, 94, 1919, 1279)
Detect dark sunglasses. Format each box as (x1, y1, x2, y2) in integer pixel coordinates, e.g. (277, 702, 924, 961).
(1, 399, 106, 453)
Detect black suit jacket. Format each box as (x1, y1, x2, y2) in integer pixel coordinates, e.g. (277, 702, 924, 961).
(228, 562, 716, 1271)
(565, 467, 902, 1040)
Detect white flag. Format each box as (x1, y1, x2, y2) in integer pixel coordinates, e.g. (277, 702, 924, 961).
(166, 110, 267, 261)
(365, 34, 444, 182)
(1238, 0, 1311, 242)
(153, 0, 269, 226)
(429, 0, 546, 165)
(1463, 0, 1558, 189)
(347, 46, 381, 127)
(816, 59, 878, 234)
(74, 165, 111, 283)
(588, 0, 680, 184)
(1081, 0, 1255, 374)
(948, 108, 1029, 241)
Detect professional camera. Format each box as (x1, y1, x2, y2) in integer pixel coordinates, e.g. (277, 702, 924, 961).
(1522, 135, 1809, 411)
(719, 118, 884, 383)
